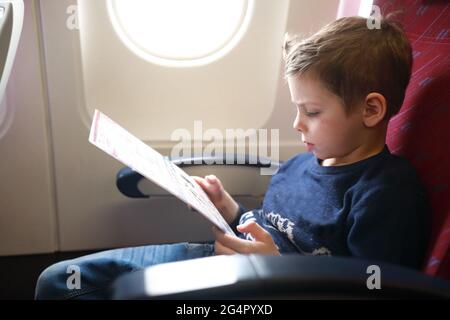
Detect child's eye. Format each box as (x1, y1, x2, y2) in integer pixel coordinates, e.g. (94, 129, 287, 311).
(305, 111, 320, 117)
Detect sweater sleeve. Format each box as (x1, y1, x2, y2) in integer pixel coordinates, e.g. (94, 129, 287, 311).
(346, 185, 430, 269)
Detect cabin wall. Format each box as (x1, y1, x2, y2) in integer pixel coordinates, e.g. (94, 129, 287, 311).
(0, 0, 343, 256)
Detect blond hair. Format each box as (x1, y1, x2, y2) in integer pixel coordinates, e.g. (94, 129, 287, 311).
(283, 16, 412, 118)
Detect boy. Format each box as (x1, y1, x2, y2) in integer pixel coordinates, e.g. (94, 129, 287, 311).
(35, 16, 429, 299)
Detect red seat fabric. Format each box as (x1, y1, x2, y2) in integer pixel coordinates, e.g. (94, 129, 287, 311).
(373, 0, 450, 279)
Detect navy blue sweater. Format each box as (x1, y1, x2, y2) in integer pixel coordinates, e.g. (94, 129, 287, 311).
(233, 146, 430, 269)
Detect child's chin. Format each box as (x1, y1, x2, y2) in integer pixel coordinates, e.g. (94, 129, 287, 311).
(312, 149, 326, 159)
(309, 147, 319, 155)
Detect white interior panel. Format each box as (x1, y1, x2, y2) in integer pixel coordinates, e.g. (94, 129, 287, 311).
(0, 0, 56, 256)
(77, 0, 289, 141)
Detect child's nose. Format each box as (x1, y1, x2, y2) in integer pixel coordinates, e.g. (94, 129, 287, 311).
(293, 111, 307, 132)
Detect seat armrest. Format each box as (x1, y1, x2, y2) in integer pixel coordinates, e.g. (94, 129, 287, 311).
(112, 255, 450, 299)
(116, 154, 281, 198)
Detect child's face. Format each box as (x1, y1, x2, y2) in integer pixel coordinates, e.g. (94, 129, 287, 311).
(288, 73, 365, 163)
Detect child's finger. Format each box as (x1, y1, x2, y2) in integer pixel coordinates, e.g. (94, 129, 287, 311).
(205, 175, 222, 190)
(206, 175, 218, 183)
(206, 175, 225, 189)
(214, 240, 237, 255)
(192, 176, 206, 187)
(192, 176, 215, 194)
(237, 221, 272, 243)
(192, 175, 220, 193)
(212, 226, 250, 253)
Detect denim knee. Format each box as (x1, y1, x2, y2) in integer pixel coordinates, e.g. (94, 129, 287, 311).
(35, 260, 73, 300)
(35, 254, 139, 300)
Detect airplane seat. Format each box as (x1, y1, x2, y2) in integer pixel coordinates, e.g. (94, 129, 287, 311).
(374, 0, 450, 280)
(113, 1, 450, 298)
(0, 0, 24, 102)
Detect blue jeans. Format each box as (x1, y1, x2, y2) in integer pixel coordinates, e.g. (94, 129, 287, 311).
(35, 242, 215, 299)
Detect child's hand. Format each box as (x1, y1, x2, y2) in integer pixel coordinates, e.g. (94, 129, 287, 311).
(212, 221, 280, 256)
(191, 175, 226, 207)
(191, 175, 239, 224)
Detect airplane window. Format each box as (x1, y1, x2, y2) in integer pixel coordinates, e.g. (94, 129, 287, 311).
(107, 0, 253, 67)
(358, 0, 374, 17)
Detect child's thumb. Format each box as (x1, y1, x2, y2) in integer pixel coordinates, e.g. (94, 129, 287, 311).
(205, 175, 223, 190)
(206, 175, 218, 184)
(237, 221, 271, 242)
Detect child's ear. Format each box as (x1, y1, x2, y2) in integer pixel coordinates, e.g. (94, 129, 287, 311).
(362, 93, 387, 127)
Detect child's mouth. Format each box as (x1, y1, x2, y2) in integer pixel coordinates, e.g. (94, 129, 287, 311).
(304, 142, 314, 152)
